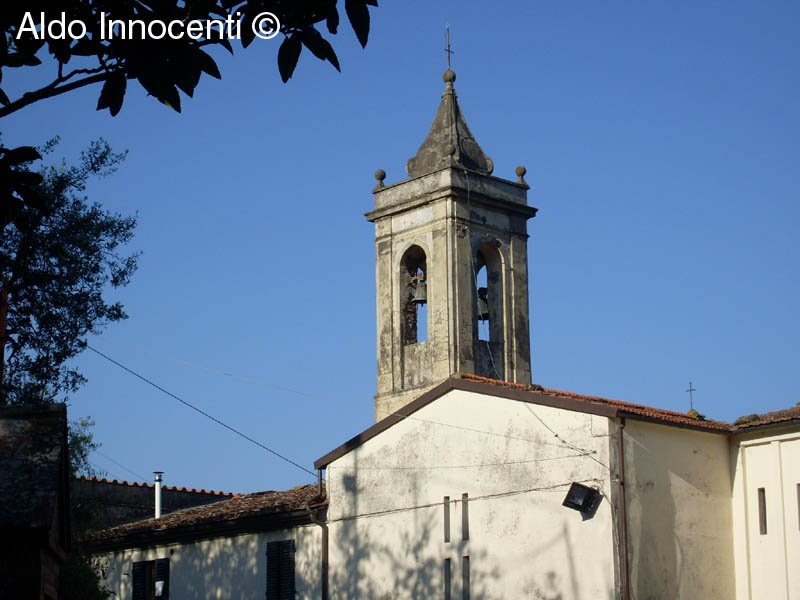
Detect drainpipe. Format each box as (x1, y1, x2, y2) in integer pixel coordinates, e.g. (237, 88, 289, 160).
(305, 469, 329, 600)
(616, 419, 630, 600)
(154, 471, 164, 519)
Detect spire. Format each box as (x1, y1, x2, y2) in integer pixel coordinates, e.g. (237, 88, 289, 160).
(406, 69, 494, 178)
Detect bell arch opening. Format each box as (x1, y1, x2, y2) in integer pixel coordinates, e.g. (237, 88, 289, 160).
(474, 243, 504, 379)
(400, 245, 428, 345)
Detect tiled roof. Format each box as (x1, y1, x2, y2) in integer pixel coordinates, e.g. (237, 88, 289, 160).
(75, 475, 233, 497)
(87, 484, 323, 546)
(316, 374, 799, 469)
(732, 405, 800, 430)
(458, 373, 731, 432)
(460, 373, 800, 433)
(0, 404, 68, 530)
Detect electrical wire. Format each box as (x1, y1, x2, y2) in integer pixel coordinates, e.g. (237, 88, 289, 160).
(328, 479, 602, 523)
(333, 451, 594, 470)
(94, 449, 148, 481)
(86, 344, 317, 479)
(374, 406, 587, 449)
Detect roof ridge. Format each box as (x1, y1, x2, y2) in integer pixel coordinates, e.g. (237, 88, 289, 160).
(456, 372, 796, 432)
(74, 475, 234, 496)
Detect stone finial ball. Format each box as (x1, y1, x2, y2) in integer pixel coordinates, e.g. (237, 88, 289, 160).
(375, 169, 386, 182)
(444, 143, 456, 156)
(443, 69, 456, 83)
(515, 165, 527, 177)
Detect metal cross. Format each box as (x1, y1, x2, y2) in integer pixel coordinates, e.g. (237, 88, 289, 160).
(445, 25, 454, 69)
(686, 381, 696, 410)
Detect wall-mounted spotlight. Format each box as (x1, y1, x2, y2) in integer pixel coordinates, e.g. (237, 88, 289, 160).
(562, 482, 601, 518)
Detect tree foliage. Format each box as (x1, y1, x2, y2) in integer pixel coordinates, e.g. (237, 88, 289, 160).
(0, 1, 378, 229)
(0, 139, 138, 406)
(0, 0, 378, 119)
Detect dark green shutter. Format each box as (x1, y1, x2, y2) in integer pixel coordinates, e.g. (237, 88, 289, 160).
(154, 558, 170, 599)
(132, 561, 146, 600)
(266, 540, 296, 600)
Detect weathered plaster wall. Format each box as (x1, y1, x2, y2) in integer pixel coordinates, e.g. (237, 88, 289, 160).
(327, 389, 616, 599)
(731, 427, 800, 600)
(622, 420, 735, 599)
(97, 525, 321, 599)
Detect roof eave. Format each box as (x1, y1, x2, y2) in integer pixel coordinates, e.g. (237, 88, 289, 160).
(84, 505, 324, 553)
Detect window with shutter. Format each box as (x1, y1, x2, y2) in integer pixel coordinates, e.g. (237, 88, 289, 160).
(132, 558, 169, 600)
(266, 540, 296, 600)
(132, 561, 147, 600)
(154, 558, 170, 599)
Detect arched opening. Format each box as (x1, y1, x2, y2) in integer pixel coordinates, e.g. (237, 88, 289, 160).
(475, 244, 503, 344)
(400, 245, 428, 345)
(476, 264, 489, 341)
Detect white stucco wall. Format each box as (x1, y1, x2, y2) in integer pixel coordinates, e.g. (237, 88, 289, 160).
(731, 428, 800, 600)
(622, 420, 735, 600)
(326, 389, 616, 599)
(96, 524, 321, 599)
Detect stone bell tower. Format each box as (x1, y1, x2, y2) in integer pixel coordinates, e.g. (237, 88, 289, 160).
(367, 68, 538, 420)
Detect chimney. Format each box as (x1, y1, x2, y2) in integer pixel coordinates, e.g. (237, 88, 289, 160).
(154, 471, 164, 518)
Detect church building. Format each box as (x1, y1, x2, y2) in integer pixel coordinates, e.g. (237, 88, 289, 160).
(88, 69, 800, 600)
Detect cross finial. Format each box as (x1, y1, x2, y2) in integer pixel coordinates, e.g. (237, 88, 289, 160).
(686, 381, 696, 410)
(444, 25, 454, 69)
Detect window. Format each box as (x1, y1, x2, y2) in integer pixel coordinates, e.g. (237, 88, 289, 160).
(462, 555, 470, 600)
(266, 540, 296, 600)
(132, 558, 169, 600)
(443, 496, 451, 543)
(443, 558, 452, 600)
(757, 487, 767, 535)
(461, 493, 470, 541)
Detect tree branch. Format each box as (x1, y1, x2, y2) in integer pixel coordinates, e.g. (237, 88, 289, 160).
(0, 72, 110, 119)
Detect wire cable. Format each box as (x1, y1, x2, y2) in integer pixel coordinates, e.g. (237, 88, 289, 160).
(86, 344, 317, 479)
(334, 451, 594, 470)
(95, 449, 147, 481)
(328, 479, 602, 523)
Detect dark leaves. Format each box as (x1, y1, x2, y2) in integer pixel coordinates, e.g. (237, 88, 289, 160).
(326, 6, 340, 34)
(195, 49, 221, 79)
(0, 1, 380, 118)
(300, 28, 340, 72)
(278, 35, 302, 83)
(96, 71, 127, 116)
(345, 0, 372, 48)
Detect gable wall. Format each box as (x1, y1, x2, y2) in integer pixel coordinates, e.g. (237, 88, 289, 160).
(326, 388, 617, 599)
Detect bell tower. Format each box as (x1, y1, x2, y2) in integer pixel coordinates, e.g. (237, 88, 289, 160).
(367, 68, 538, 420)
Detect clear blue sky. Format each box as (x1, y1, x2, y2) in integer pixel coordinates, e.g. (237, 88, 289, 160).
(3, 1, 799, 493)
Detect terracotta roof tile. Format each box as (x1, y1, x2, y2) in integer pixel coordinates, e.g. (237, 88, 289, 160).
(88, 484, 323, 542)
(459, 373, 728, 432)
(75, 475, 233, 497)
(732, 405, 800, 430)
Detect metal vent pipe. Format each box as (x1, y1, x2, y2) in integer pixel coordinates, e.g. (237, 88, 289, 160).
(154, 471, 164, 519)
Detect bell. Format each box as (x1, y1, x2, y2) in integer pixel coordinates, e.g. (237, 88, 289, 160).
(477, 287, 489, 321)
(412, 280, 427, 305)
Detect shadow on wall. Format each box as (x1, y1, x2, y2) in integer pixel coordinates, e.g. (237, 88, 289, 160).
(107, 531, 320, 599)
(329, 510, 502, 600)
(629, 437, 678, 600)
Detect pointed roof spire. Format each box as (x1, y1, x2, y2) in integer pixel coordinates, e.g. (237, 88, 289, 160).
(406, 69, 494, 178)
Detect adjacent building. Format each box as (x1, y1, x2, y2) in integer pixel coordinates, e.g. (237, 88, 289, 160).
(0, 404, 70, 600)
